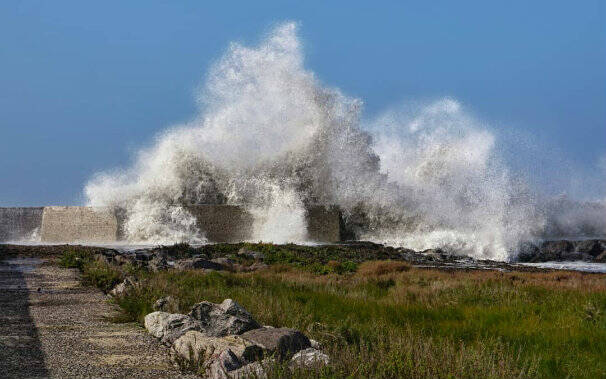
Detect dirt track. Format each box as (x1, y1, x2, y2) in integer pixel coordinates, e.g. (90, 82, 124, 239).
(0, 257, 198, 379)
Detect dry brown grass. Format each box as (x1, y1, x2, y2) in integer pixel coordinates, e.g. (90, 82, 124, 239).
(356, 260, 411, 276)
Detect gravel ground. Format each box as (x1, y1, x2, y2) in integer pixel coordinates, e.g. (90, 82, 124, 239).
(0, 257, 199, 379)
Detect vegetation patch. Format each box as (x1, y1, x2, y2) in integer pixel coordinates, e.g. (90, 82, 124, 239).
(65, 246, 606, 379)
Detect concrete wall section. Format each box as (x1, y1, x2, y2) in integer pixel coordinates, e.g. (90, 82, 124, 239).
(186, 205, 254, 243)
(306, 205, 342, 243)
(0, 207, 44, 242)
(40, 206, 119, 243)
(0, 204, 343, 244)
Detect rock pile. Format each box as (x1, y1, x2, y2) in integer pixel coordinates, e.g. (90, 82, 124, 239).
(93, 246, 269, 274)
(143, 298, 328, 378)
(517, 239, 606, 263)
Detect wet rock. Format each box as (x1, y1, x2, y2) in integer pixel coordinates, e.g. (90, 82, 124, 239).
(539, 240, 574, 261)
(171, 331, 263, 378)
(175, 257, 225, 271)
(144, 311, 201, 345)
(422, 248, 450, 261)
(595, 251, 606, 263)
(109, 276, 136, 297)
(189, 299, 260, 337)
(576, 240, 605, 257)
(289, 348, 330, 368)
(237, 248, 265, 261)
(240, 327, 310, 360)
(516, 242, 540, 262)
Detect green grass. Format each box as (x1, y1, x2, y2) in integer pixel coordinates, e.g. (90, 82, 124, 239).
(64, 248, 606, 378)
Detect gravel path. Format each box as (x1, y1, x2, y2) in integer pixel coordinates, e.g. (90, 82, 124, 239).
(0, 257, 198, 379)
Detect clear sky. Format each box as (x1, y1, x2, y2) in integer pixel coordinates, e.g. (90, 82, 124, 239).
(1, 1, 604, 206)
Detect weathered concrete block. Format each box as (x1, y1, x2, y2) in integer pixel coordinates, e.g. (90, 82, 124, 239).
(185, 205, 254, 243)
(0, 207, 43, 242)
(186, 205, 342, 243)
(306, 205, 342, 243)
(40, 206, 119, 243)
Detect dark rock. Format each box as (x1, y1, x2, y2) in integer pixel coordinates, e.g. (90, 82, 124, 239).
(240, 327, 310, 360)
(516, 242, 539, 262)
(595, 251, 606, 263)
(575, 240, 605, 257)
(175, 257, 225, 271)
(422, 248, 449, 261)
(189, 299, 260, 337)
(539, 240, 574, 261)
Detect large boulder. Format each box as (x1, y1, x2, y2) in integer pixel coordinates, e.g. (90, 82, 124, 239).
(189, 299, 260, 337)
(144, 311, 201, 345)
(240, 327, 310, 360)
(172, 331, 264, 378)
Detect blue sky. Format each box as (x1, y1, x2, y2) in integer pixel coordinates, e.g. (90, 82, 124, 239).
(1, 1, 604, 206)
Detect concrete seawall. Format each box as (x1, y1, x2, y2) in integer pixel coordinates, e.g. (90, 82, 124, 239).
(40, 206, 120, 243)
(0, 205, 342, 243)
(0, 207, 43, 242)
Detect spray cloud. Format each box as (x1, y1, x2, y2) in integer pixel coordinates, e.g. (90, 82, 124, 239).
(85, 22, 606, 260)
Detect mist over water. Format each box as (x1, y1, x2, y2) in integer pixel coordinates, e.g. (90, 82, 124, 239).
(85, 22, 606, 260)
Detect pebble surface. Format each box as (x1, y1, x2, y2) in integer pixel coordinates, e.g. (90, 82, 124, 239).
(0, 257, 198, 379)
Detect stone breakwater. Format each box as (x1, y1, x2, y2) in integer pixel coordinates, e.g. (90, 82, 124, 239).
(0, 205, 342, 244)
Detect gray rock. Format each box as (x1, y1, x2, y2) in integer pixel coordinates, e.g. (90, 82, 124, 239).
(290, 348, 330, 368)
(153, 296, 177, 312)
(171, 331, 264, 378)
(240, 327, 310, 360)
(108, 277, 136, 297)
(175, 258, 225, 271)
(189, 299, 260, 337)
(595, 251, 606, 263)
(539, 240, 574, 261)
(516, 242, 539, 262)
(576, 240, 605, 257)
(237, 248, 265, 261)
(144, 311, 201, 345)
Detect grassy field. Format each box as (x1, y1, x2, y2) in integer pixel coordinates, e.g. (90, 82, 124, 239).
(62, 247, 606, 379)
